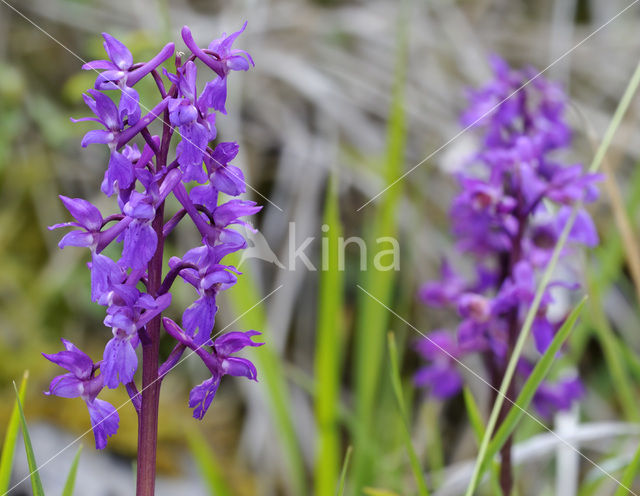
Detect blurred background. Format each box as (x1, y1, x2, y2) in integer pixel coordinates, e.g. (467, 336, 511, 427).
(3, 0, 640, 495)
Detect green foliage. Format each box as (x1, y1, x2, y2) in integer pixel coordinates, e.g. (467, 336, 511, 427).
(0, 371, 29, 493)
(224, 258, 307, 496)
(14, 381, 45, 496)
(314, 175, 345, 496)
(387, 333, 430, 496)
(186, 429, 233, 496)
(351, 5, 409, 490)
(61, 446, 82, 496)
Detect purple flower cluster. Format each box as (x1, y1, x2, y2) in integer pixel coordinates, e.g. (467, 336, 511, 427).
(415, 55, 600, 417)
(44, 24, 263, 450)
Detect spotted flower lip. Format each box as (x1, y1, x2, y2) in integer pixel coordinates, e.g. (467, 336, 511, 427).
(48, 24, 260, 452)
(415, 55, 599, 415)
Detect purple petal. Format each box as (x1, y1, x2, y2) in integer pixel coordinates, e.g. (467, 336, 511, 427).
(127, 42, 175, 86)
(181, 26, 225, 78)
(188, 376, 221, 420)
(214, 330, 263, 355)
(87, 398, 120, 449)
(182, 296, 218, 344)
(81, 129, 115, 147)
(90, 252, 122, 302)
(123, 191, 155, 220)
(189, 184, 217, 211)
(221, 357, 258, 380)
(211, 141, 239, 165)
(102, 33, 133, 70)
(532, 318, 554, 354)
(43, 346, 94, 379)
(199, 77, 227, 114)
(58, 231, 95, 249)
(82, 59, 116, 71)
(210, 164, 246, 196)
(213, 200, 261, 228)
(179, 61, 198, 102)
(101, 337, 138, 388)
(119, 86, 141, 125)
(414, 364, 463, 398)
(45, 374, 84, 398)
(87, 89, 121, 131)
(122, 221, 158, 270)
(102, 150, 134, 196)
(59, 196, 103, 231)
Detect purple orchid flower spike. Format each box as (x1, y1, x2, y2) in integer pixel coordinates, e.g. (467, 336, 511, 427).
(43, 339, 119, 449)
(48, 24, 259, 493)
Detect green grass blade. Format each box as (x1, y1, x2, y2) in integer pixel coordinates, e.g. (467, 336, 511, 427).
(0, 371, 29, 494)
(463, 387, 485, 444)
(485, 298, 586, 464)
(61, 445, 82, 496)
(351, 6, 408, 489)
(465, 55, 640, 496)
(586, 270, 640, 421)
(336, 446, 353, 496)
(315, 175, 345, 496)
(186, 429, 232, 496)
(613, 440, 640, 496)
(13, 381, 44, 496)
(388, 333, 430, 496)
(224, 261, 307, 496)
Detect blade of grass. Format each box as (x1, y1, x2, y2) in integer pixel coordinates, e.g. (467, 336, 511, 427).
(423, 402, 444, 488)
(315, 175, 345, 496)
(61, 445, 82, 496)
(388, 333, 430, 496)
(13, 381, 44, 496)
(571, 158, 640, 361)
(0, 371, 28, 494)
(613, 441, 640, 496)
(485, 298, 586, 465)
(463, 387, 485, 443)
(586, 269, 640, 421)
(186, 428, 232, 496)
(465, 57, 640, 496)
(336, 446, 353, 496)
(224, 269, 307, 496)
(351, 4, 408, 490)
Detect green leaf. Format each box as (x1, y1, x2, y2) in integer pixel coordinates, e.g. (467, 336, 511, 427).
(388, 333, 430, 496)
(484, 298, 586, 466)
(0, 371, 29, 494)
(314, 175, 345, 496)
(224, 258, 307, 496)
(13, 381, 45, 496)
(613, 440, 640, 496)
(61, 445, 82, 496)
(186, 429, 232, 496)
(351, 5, 409, 489)
(586, 270, 640, 422)
(335, 446, 353, 496)
(462, 387, 485, 444)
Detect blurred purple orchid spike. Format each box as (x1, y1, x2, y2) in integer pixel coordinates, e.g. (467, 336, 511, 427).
(415, 56, 600, 492)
